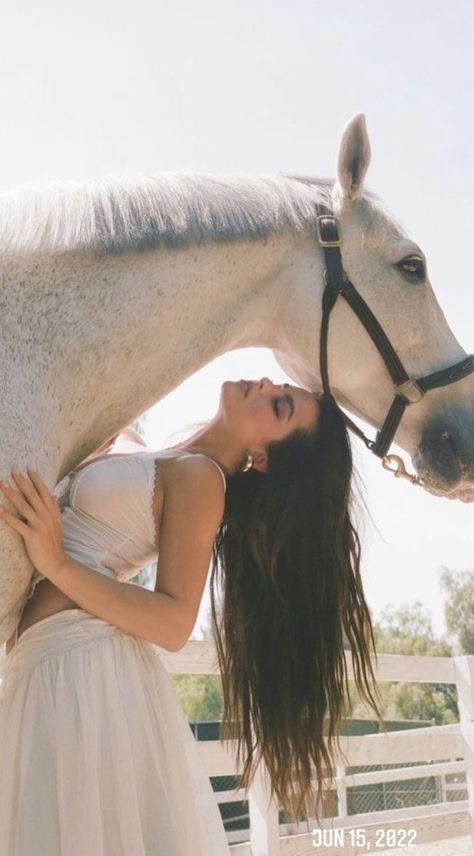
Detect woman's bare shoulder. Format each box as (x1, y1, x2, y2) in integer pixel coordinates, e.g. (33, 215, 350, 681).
(165, 453, 226, 498)
(153, 453, 225, 550)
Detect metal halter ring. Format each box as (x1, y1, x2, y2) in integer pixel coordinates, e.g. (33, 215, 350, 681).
(395, 379, 425, 404)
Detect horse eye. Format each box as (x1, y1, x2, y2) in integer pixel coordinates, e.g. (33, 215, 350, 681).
(397, 255, 426, 281)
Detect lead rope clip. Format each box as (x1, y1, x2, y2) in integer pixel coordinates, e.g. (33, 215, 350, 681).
(382, 454, 425, 486)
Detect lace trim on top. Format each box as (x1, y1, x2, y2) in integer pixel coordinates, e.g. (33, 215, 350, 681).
(24, 451, 226, 604)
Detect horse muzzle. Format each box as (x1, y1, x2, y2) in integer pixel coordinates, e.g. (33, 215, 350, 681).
(413, 413, 474, 502)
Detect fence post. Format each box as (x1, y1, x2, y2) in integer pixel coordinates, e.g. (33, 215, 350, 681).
(336, 765, 347, 818)
(439, 772, 447, 804)
(248, 758, 280, 856)
(454, 654, 474, 844)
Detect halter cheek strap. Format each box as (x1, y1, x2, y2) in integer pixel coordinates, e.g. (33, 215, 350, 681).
(316, 202, 474, 481)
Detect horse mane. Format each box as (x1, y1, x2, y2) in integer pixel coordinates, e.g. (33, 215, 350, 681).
(0, 171, 400, 254)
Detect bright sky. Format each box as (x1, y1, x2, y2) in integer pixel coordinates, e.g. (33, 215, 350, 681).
(1, 0, 472, 637)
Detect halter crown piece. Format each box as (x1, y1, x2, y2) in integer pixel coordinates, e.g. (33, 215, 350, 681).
(315, 202, 474, 486)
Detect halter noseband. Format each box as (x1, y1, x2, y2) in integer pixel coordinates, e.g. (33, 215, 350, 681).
(316, 201, 474, 486)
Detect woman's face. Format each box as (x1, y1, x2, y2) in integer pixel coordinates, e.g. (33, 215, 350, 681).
(220, 377, 320, 453)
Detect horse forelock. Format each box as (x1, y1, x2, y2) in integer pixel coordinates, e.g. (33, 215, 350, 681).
(0, 171, 403, 254)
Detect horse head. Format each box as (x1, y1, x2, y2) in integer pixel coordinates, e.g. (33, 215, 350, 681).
(275, 114, 473, 501)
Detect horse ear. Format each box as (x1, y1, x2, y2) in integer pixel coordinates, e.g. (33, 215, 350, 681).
(335, 113, 371, 201)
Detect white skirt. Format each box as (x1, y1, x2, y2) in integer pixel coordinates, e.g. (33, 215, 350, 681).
(0, 609, 230, 855)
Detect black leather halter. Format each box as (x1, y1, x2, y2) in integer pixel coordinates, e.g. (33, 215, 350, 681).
(316, 201, 474, 480)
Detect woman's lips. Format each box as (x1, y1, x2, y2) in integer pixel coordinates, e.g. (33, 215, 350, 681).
(239, 379, 250, 397)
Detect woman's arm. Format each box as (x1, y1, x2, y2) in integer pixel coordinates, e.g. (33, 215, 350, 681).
(152, 455, 226, 633)
(49, 456, 225, 651)
(45, 557, 188, 652)
(0, 459, 224, 652)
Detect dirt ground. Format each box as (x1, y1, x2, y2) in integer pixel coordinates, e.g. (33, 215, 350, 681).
(376, 835, 473, 855)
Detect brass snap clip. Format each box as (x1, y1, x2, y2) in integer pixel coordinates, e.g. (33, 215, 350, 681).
(382, 454, 425, 486)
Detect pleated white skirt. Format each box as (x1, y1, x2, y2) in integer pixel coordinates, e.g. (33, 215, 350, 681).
(0, 609, 230, 855)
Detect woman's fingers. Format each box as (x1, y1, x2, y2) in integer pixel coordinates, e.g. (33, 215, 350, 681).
(0, 468, 57, 527)
(0, 479, 36, 520)
(11, 470, 46, 513)
(26, 469, 56, 508)
(0, 505, 29, 535)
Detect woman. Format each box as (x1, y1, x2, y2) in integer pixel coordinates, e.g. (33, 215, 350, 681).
(0, 377, 381, 853)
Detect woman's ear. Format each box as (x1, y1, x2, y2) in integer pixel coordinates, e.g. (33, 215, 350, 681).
(251, 450, 268, 473)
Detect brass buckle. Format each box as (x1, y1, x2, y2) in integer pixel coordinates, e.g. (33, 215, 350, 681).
(382, 454, 425, 486)
(395, 378, 424, 403)
(316, 215, 342, 247)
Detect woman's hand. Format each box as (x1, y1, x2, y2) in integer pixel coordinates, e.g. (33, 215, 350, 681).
(0, 468, 67, 578)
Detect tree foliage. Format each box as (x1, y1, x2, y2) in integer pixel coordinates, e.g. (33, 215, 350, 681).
(440, 567, 474, 654)
(171, 673, 223, 722)
(170, 617, 224, 722)
(350, 602, 458, 725)
(169, 579, 474, 727)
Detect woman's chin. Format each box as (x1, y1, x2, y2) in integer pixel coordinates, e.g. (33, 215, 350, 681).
(221, 379, 240, 398)
(217, 380, 236, 413)
(219, 381, 245, 423)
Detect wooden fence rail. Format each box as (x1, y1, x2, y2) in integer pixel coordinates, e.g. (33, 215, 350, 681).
(1, 637, 471, 852)
(161, 642, 474, 854)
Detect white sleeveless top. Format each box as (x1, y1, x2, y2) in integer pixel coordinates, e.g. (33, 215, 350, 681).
(25, 450, 227, 603)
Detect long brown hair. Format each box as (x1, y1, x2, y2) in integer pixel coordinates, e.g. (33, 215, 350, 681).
(209, 392, 383, 824)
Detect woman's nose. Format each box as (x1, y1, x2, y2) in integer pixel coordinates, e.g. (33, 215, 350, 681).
(258, 377, 272, 390)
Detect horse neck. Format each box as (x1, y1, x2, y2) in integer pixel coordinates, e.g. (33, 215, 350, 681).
(2, 230, 316, 477)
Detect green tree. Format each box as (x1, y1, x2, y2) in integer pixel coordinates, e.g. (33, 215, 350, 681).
(439, 567, 474, 654)
(365, 602, 458, 725)
(170, 613, 225, 723)
(174, 600, 462, 726)
(172, 673, 223, 722)
(374, 602, 451, 657)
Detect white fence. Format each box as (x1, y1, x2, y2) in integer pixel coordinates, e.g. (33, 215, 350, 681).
(162, 642, 474, 854)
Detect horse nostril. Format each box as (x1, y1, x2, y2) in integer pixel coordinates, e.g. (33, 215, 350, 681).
(440, 430, 459, 462)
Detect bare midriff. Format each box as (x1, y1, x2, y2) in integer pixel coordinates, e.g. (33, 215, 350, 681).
(4, 450, 175, 656)
(5, 578, 81, 655)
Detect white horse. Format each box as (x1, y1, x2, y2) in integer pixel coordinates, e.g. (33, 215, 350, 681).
(0, 113, 472, 644)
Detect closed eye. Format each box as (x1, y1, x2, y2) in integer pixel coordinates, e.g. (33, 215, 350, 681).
(273, 383, 294, 421)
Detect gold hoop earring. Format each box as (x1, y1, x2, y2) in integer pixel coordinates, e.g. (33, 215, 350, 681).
(241, 452, 254, 472)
